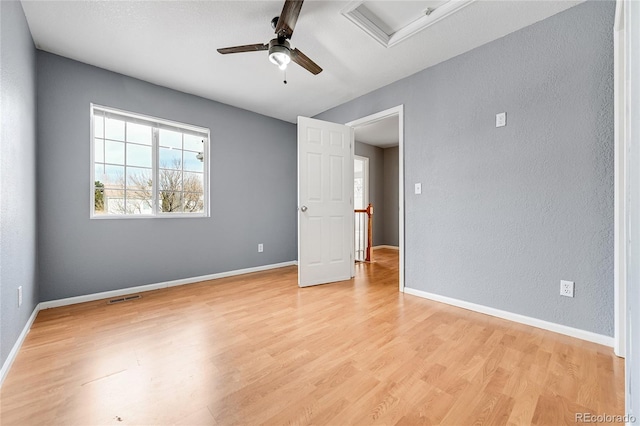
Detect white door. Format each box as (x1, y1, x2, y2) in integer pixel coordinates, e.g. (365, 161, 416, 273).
(298, 116, 354, 287)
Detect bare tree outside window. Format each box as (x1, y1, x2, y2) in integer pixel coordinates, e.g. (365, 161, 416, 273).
(125, 158, 204, 214)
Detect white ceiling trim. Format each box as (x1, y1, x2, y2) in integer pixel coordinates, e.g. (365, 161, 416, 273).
(341, 0, 476, 48)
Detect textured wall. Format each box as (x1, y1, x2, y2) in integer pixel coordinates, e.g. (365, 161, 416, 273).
(37, 52, 297, 301)
(316, 1, 615, 336)
(0, 0, 39, 367)
(382, 146, 399, 246)
(355, 141, 384, 246)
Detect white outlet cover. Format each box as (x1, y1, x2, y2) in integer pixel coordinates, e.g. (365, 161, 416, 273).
(258, 243, 264, 253)
(496, 112, 506, 128)
(560, 280, 574, 297)
(414, 183, 422, 194)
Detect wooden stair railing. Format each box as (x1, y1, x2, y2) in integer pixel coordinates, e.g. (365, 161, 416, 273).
(354, 203, 374, 262)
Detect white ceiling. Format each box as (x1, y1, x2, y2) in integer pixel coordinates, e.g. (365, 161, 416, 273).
(355, 115, 399, 148)
(21, 0, 582, 123)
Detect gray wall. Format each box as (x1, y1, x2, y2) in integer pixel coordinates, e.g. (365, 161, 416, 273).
(0, 1, 39, 368)
(382, 146, 399, 246)
(317, 1, 615, 336)
(37, 52, 297, 301)
(355, 141, 384, 246)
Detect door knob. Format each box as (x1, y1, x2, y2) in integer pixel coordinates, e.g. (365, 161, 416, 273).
(300, 206, 308, 212)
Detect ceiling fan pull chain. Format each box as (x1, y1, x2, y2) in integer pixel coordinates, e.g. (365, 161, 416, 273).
(283, 68, 287, 85)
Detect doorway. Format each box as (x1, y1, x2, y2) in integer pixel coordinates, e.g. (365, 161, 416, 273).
(354, 155, 370, 262)
(346, 105, 404, 291)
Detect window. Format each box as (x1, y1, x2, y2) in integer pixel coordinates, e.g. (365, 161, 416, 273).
(91, 105, 209, 218)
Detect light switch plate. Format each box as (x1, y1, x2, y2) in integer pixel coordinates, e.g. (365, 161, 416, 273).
(414, 183, 422, 194)
(496, 112, 506, 128)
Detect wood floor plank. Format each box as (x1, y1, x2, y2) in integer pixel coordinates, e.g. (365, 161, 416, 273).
(0, 250, 625, 425)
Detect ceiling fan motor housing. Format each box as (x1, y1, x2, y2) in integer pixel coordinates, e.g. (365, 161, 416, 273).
(269, 38, 290, 52)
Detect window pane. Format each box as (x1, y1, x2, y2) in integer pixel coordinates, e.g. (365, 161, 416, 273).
(94, 114, 104, 138)
(94, 163, 105, 183)
(183, 151, 204, 172)
(183, 172, 203, 193)
(105, 117, 125, 141)
(159, 168, 182, 192)
(159, 147, 182, 169)
(105, 140, 125, 165)
(184, 193, 204, 213)
(159, 190, 183, 213)
(159, 129, 182, 149)
(94, 184, 106, 215)
(183, 134, 203, 152)
(127, 144, 152, 168)
(94, 138, 104, 163)
(127, 122, 152, 145)
(104, 189, 125, 214)
(126, 167, 152, 189)
(126, 191, 153, 215)
(103, 165, 125, 188)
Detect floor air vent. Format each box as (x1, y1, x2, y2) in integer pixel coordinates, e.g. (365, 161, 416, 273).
(107, 294, 142, 305)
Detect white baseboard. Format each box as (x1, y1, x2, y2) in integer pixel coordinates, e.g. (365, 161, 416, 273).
(0, 303, 41, 387)
(40, 261, 297, 310)
(373, 245, 399, 250)
(403, 287, 614, 347)
(1, 260, 297, 387)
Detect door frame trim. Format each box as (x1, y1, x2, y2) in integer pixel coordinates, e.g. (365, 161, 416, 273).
(346, 105, 405, 292)
(613, 0, 626, 358)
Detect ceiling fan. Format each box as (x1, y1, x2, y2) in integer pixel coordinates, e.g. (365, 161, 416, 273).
(217, 0, 322, 75)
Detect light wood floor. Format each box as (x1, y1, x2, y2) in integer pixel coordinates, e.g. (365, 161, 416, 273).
(0, 249, 624, 425)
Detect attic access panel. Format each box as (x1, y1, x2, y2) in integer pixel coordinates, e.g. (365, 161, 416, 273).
(342, 0, 475, 48)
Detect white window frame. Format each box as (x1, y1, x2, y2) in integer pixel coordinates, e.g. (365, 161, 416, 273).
(90, 104, 211, 219)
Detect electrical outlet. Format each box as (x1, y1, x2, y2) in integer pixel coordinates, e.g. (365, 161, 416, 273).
(258, 243, 264, 253)
(18, 286, 23, 307)
(560, 280, 574, 298)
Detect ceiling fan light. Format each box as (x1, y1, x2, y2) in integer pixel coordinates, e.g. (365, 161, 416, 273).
(268, 43, 291, 69)
(269, 50, 291, 68)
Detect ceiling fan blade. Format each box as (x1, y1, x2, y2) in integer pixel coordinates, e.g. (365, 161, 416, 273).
(290, 48, 322, 75)
(275, 0, 303, 40)
(217, 43, 268, 54)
